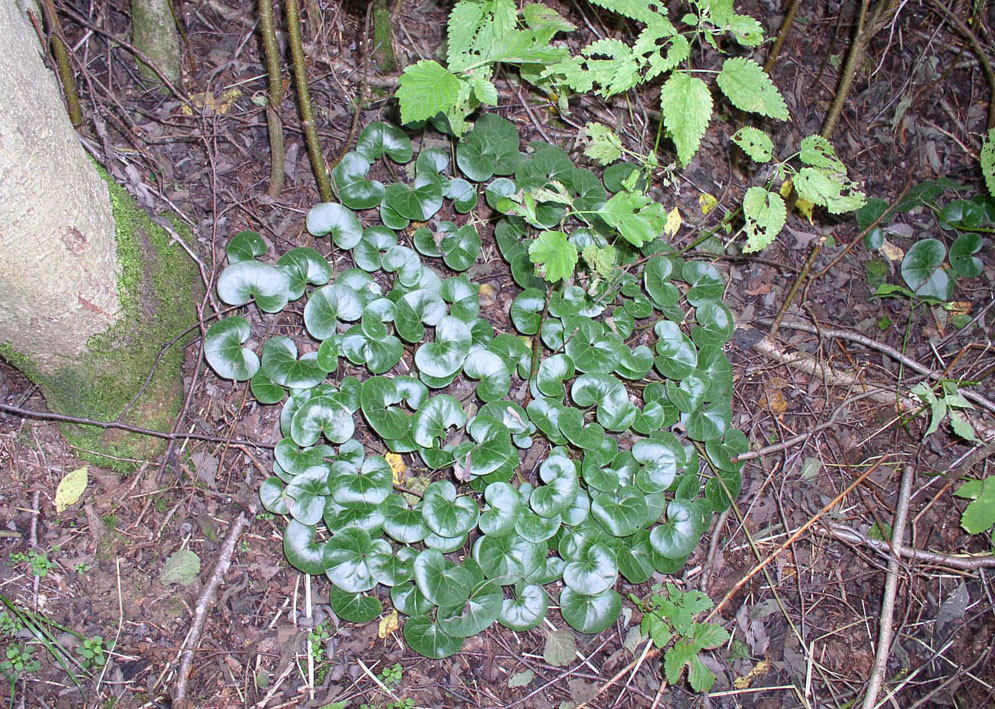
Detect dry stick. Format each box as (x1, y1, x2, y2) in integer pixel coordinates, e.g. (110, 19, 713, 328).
(0, 402, 274, 448)
(259, 0, 286, 196)
(823, 522, 995, 570)
(860, 464, 914, 709)
(821, 0, 900, 138)
(40, 0, 82, 126)
(763, 0, 804, 73)
(753, 318, 995, 418)
(579, 459, 890, 709)
(769, 238, 821, 341)
(285, 0, 332, 202)
(173, 509, 254, 702)
(927, 0, 995, 130)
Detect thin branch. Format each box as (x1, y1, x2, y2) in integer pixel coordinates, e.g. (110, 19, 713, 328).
(823, 521, 995, 570)
(861, 464, 914, 709)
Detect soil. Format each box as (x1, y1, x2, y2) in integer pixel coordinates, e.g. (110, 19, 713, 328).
(1, 0, 994, 707)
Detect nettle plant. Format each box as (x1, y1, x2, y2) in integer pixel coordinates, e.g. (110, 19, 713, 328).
(397, 0, 866, 252)
(205, 117, 747, 659)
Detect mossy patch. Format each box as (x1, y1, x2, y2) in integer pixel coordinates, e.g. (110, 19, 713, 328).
(4, 169, 200, 471)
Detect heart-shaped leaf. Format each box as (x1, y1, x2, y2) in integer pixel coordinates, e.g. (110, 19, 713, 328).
(383, 245, 425, 289)
(415, 316, 472, 378)
(557, 407, 605, 450)
(560, 586, 622, 634)
(412, 394, 465, 448)
(692, 301, 735, 347)
(526, 398, 568, 446)
(226, 230, 266, 263)
(571, 374, 637, 432)
(391, 582, 434, 616)
(340, 323, 404, 374)
(565, 331, 624, 374)
(437, 222, 481, 272)
(446, 177, 478, 212)
(285, 465, 330, 525)
(421, 480, 479, 537)
(217, 260, 292, 312)
(516, 509, 561, 543)
(385, 174, 444, 221)
(949, 232, 983, 278)
(901, 238, 952, 300)
(456, 113, 521, 182)
(282, 519, 327, 575)
(413, 549, 473, 607)
(633, 434, 685, 492)
(304, 284, 364, 340)
(536, 353, 575, 399)
(259, 476, 290, 515)
(683, 400, 731, 441)
(353, 226, 398, 272)
(277, 247, 332, 299)
(330, 455, 393, 506)
(306, 202, 363, 249)
(590, 487, 648, 537)
(478, 481, 522, 537)
(331, 151, 385, 209)
(437, 582, 503, 637)
(204, 317, 259, 381)
(510, 289, 546, 335)
(259, 336, 325, 389)
(329, 586, 383, 623)
(463, 347, 512, 402)
(472, 533, 545, 583)
(563, 542, 618, 595)
(403, 615, 464, 659)
(291, 394, 355, 446)
(499, 582, 549, 631)
(654, 320, 698, 380)
(356, 121, 413, 163)
(616, 529, 655, 584)
(360, 377, 409, 440)
(323, 527, 389, 592)
(650, 499, 707, 559)
(683, 261, 726, 305)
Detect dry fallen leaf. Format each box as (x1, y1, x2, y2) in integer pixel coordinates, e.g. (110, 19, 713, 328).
(55, 467, 88, 513)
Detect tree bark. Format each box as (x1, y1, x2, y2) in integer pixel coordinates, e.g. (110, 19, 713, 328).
(0, 0, 198, 469)
(132, 0, 181, 85)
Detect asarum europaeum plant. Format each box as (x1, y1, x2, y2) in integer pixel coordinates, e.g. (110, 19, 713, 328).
(204, 116, 747, 659)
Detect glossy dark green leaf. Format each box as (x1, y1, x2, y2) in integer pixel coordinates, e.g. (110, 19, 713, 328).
(446, 177, 478, 212)
(590, 486, 648, 537)
(478, 481, 522, 537)
(438, 222, 482, 271)
(603, 162, 643, 192)
(563, 542, 618, 595)
(515, 509, 561, 543)
(411, 394, 466, 449)
(259, 476, 290, 515)
(706, 428, 748, 472)
(368, 543, 415, 587)
(565, 331, 623, 374)
(683, 400, 731, 441)
(650, 499, 707, 559)
(633, 433, 684, 492)
(323, 527, 387, 592)
(441, 275, 481, 323)
(666, 375, 707, 414)
(415, 316, 472, 378)
(530, 449, 579, 518)
(571, 374, 637, 432)
(277, 247, 332, 299)
(456, 113, 521, 182)
(259, 336, 325, 389)
(416, 147, 449, 176)
(654, 320, 698, 380)
(306, 202, 363, 249)
(394, 288, 447, 343)
(385, 174, 444, 221)
(696, 346, 733, 402)
(403, 615, 464, 659)
(391, 581, 434, 616)
(355, 121, 413, 163)
(616, 529, 655, 584)
(421, 480, 479, 537)
(682, 261, 725, 305)
(353, 226, 397, 272)
(331, 151, 385, 210)
(329, 586, 383, 624)
(382, 496, 429, 544)
(285, 465, 330, 525)
(204, 317, 259, 381)
(510, 288, 546, 335)
(464, 415, 516, 477)
(949, 232, 983, 278)
(282, 520, 327, 575)
(615, 345, 654, 380)
(462, 347, 512, 402)
(437, 582, 503, 637)
(304, 284, 363, 340)
(498, 582, 549, 631)
(217, 260, 292, 313)
(692, 301, 735, 346)
(330, 455, 393, 506)
(413, 549, 473, 607)
(473, 532, 545, 583)
(360, 377, 409, 440)
(291, 394, 355, 446)
(560, 587, 622, 634)
(226, 230, 266, 263)
(557, 406, 605, 450)
(901, 238, 952, 300)
(527, 398, 568, 446)
(536, 353, 574, 399)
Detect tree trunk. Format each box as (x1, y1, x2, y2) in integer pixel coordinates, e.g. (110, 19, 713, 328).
(0, 0, 198, 469)
(132, 0, 181, 85)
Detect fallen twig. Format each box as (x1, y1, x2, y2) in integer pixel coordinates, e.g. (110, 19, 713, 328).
(823, 521, 995, 570)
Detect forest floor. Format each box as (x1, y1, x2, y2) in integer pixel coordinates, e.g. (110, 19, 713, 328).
(1, 0, 994, 707)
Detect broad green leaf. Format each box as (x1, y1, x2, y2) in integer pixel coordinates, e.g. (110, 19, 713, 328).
(329, 586, 382, 624)
(597, 189, 669, 247)
(226, 230, 266, 263)
(536, 353, 575, 400)
(793, 167, 866, 214)
(557, 406, 605, 450)
(742, 187, 786, 252)
(446, 177, 478, 212)
(901, 239, 952, 300)
(413, 549, 473, 607)
(412, 394, 466, 448)
(330, 456, 393, 507)
(422, 481, 479, 537)
(331, 151, 385, 210)
(277, 247, 332, 299)
(499, 582, 549, 631)
(259, 476, 290, 515)
(161, 549, 201, 586)
(478, 481, 522, 537)
(415, 316, 472, 378)
(397, 60, 463, 124)
(682, 261, 725, 304)
(659, 72, 712, 165)
(954, 476, 995, 533)
(305, 202, 363, 249)
(559, 587, 622, 634)
(473, 532, 545, 583)
(385, 174, 444, 221)
(403, 615, 464, 659)
(437, 582, 503, 637)
(259, 336, 325, 389)
(456, 113, 521, 182)
(464, 415, 516, 476)
(590, 486, 648, 537)
(391, 582, 434, 616)
(692, 301, 735, 347)
(283, 520, 327, 575)
(360, 377, 409, 440)
(565, 331, 624, 374)
(304, 284, 364, 340)
(204, 317, 259, 381)
(353, 226, 398, 272)
(683, 400, 731, 441)
(355, 122, 414, 163)
(285, 465, 331, 525)
(949, 232, 983, 278)
(291, 395, 355, 446)
(323, 527, 386, 592)
(982, 127, 995, 197)
(563, 542, 618, 595)
(463, 347, 512, 402)
(633, 436, 684, 492)
(382, 496, 429, 544)
(571, 373, 637, 432)
(439, 222, 482, 271)
(529, 230, 578, 283)
(510, 288, 547, 335)
(217, 260, 292, 312)
(716, 57, 788, 119)
(530, 450, 579, 518)
(650, 499, 707, 558)
(799, 135, 845, 171)
(616, 529, 655, 584)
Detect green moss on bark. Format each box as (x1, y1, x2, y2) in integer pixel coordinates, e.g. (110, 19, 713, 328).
(4, 170, 199, 471)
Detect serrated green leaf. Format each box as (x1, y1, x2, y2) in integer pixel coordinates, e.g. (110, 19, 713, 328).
(659, 72, 712, 165)
(397, 60, 463, 124)
(742, 187, 786, 252)
(716, 57, 788, 120)
(582, 122, 624, 165)
(529, 230, 578, 283)
(731, 127, 773, 163)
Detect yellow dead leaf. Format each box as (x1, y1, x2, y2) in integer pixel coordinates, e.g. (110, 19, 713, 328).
(181, 88, 242, 116)
(385, 452, 406, 486)
(664, 207, 682, 237)
(779, 180, 793, 199)
(55, 467, 88, 513)
(698, 193, 718, 215)
(378, 609, 400, 639)
(478, 282, 497, 308)
(795, 198, 815, 223)
(733, 658, 771, 689)
(880, 240, 905, 263)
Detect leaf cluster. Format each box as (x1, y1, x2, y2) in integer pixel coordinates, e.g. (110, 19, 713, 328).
(206, 118, 746, 660)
